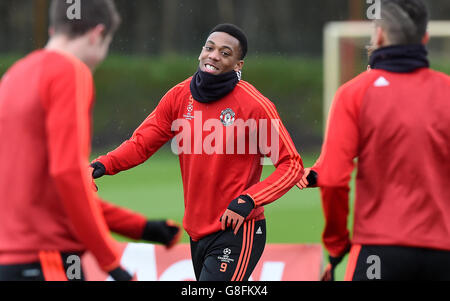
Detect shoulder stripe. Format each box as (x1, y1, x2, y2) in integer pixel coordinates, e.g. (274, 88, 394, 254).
(238, 82, 302, 203)
(132, 78, 191, 134)
(238, 82, 301, 202)
(238, 82, 297, 157)
(241, 82, 294, 150)
(174, 77, 192, 89)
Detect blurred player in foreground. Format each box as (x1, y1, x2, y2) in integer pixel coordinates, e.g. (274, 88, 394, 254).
(298, 0, 450, 280)
(91, 23, 303, 281)
(0, 0, 180, 281)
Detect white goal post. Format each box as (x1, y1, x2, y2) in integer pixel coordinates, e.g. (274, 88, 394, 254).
(323, 20, 450, 127)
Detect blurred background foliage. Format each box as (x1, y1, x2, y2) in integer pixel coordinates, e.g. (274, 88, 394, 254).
(0, 0, 449, 151)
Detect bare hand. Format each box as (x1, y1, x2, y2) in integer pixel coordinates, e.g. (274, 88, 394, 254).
(220, 208, 245, 235)
(320, 263, 334, 281)
(296, 168, 311, 190)
(89, 166, 99, 192)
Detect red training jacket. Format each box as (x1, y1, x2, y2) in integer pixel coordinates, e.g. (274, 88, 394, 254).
(96, 78, 303, 240)
(0, 50, 147, 268)
(312, 67, 450, 257)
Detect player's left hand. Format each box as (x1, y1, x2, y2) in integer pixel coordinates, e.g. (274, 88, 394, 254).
(296, 168, 318, 189)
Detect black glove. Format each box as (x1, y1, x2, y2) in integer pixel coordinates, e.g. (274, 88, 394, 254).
(321, 255, 344, 281)
(220, 195, 255, 235)
(141, 220, 182, 249)
(306, 170, 318, 187)
(226, 195, 255, 219)
(108, 266, 134, 281)
(90, 161, 106, 179)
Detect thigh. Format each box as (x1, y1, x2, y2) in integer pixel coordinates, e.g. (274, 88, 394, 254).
(0, 262, 45, 281)
(346, 245, 420, 281)
(0, 251, 86, 281)
(421, 248, 450, 281)
(190, 239, 204, 281)
(60, 253, 85, 281)
(199, 219, 266, 281)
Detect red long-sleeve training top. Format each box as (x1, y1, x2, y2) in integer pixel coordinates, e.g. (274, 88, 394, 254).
(312, 67, 450, 257)
(0, 50, 147, 268)
(96, 78, 303, 240)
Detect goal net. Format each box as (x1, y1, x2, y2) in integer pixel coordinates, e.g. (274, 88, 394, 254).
(323, 21, 450, 127)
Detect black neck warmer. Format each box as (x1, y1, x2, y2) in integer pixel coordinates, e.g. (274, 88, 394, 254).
(190, 69, 240, 103)
(369, 44, 429, 73)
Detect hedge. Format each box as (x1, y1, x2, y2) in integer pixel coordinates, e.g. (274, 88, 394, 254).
(2, 53, 449, 152)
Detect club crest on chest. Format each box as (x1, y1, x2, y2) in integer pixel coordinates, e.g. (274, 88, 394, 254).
(220, 108, 236, 127)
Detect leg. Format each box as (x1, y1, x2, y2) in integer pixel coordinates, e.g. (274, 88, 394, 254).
(198, 219, 266, 281)
(0, 252, 84, 281)
(421, 248, 450, 281)
(345, 245, 421, 281)
(190, 238, 204, 281)
(0, 262, 45, 281)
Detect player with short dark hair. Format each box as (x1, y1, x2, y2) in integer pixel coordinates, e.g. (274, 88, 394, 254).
(0, 0, 181, 281)
(49, 0, 121, 38)
(91, 23, 304, 281)
(298, 0, 450, 281)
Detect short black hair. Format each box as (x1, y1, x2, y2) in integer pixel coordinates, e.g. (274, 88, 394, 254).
(378, 0, 429, 45)
(209, 23, 248, 60)
(49, 0, 121, 38)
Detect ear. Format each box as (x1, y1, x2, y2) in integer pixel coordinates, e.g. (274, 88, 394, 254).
(234, 60, 244, 72)
(88, 24, 106, 44)
(375, 26, 385, 47)
(422, 32, 430, 45)
(48, 27, 55, 37)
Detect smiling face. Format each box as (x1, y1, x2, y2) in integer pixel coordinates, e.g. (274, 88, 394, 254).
(198, 31, 244, 76)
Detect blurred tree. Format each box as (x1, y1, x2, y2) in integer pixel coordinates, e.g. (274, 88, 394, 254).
(0, 1, 448, 56)
(161, 0, 177, 54)
(349, 0, 364, 20)
(264, 0, 293, 51)
(240, 0, 260, 53)
(217, 0, 235, 23)
(0, 1, 12, 52)
(134, 0, 158, 54)
(33, 0, 48, 49)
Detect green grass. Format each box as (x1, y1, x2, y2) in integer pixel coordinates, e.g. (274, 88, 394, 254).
(93, 149, 354, 280)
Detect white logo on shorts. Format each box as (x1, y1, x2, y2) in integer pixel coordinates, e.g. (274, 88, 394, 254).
(256, 227, 263, 235)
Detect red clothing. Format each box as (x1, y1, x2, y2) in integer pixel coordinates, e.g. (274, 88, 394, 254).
(313, 67, 450, 256)
(0, 50, 147, 269)
(96, 78, 303, 240)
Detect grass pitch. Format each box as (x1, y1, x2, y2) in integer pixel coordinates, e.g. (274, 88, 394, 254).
(94, 149, 353, 280)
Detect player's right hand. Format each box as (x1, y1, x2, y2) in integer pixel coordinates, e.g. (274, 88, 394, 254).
(296, 168, 318, 189)
(221, 209, 245, 235)
(108, 266, 136, 281)
(141, 220, 182, 249)
(90, 161, 106, 179)
(321, 255, 344, 281)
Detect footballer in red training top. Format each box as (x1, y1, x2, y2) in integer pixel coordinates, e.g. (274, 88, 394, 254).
(91, 24, 304, 281)
(0, 0, 181, 281)
(298, 0, 450, 281)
